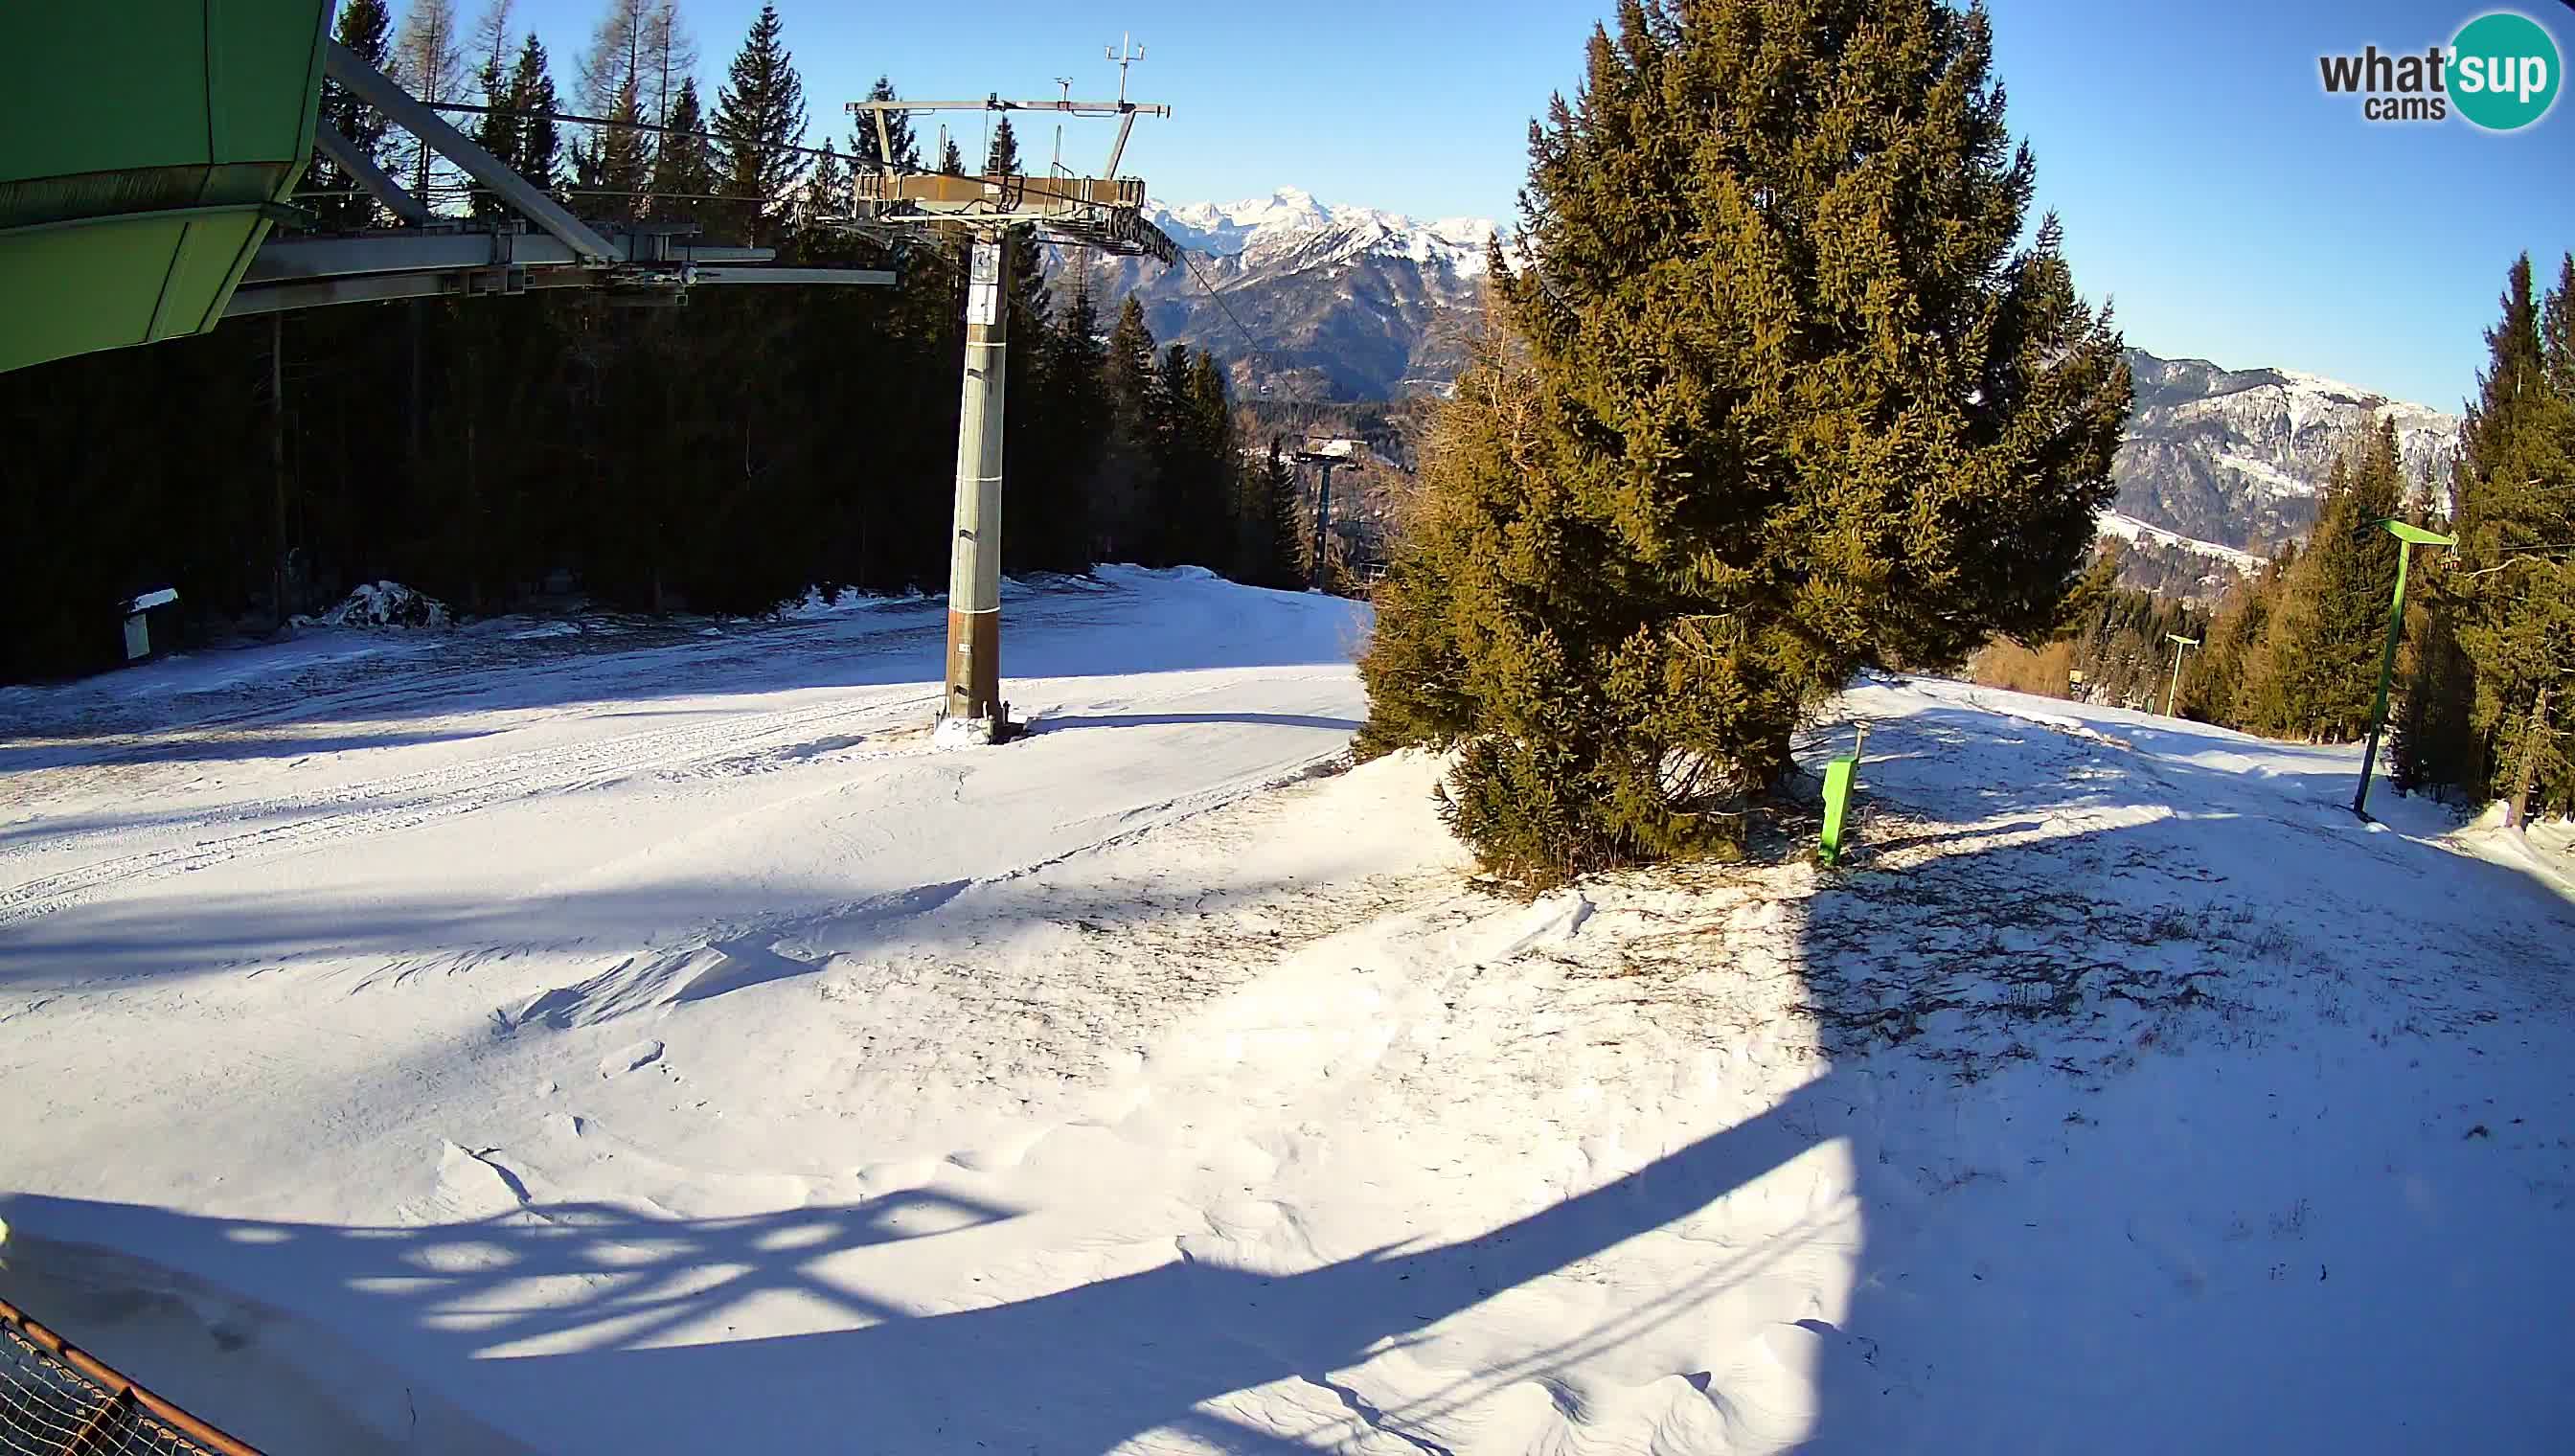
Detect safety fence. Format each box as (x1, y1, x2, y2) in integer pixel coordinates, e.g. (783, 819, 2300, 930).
(0, 1296, 261, 1456)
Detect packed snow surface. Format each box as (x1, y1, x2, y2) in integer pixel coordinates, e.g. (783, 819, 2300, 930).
(3, 570, 2571, 1453)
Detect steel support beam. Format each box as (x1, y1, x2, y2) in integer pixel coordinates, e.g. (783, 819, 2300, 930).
(245, 230, 779, 284)
(313, 122, 434, 226)
(854, 99, 1170, 117)
(227, 267, 580, 315)
(690, 266, 897, 286)
(324, 38, 618, 262)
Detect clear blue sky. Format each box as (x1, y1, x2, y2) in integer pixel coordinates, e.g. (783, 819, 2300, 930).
(490, 0, 2570, 409)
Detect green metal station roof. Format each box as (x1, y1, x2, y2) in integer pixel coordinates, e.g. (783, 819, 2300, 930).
(0, 3, 331, 374)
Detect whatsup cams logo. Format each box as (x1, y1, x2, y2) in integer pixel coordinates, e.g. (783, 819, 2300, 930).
(2318, 10, 2562, 129)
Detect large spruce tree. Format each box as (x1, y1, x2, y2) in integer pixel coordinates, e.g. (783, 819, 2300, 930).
(1359, 0, 2131, 883)
(2454, 255, 2575, 813)
(2236, 427, 2406, 742)
(510, 34, 563, 198)
(650, 78, 717, 217)
(1100, 296, 1165, 561)
(711, 3, 808, 243)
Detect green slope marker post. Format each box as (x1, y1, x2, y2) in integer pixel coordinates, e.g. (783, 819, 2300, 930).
(1819, 723, 1869, 866)
(2353, 518, 2458, 819)
(2163, 634, 2200, 717)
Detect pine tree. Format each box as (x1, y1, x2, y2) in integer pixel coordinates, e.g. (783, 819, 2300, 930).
(1357, 0, 2131, 884)
(1041, 279, 1109, 566)
(806, 138, 847, 225)
(1186, 350, 1241, 571)
(1100, 295, 1163, 562)
(2238, 427, 2406, 741)
(650, 77, 716, 216)
(940, 137, 965, 175)
(2188, 544, 2291, 728)
(2450, 254, 2575, 815)
(1151, 343, 1216, 563)
(849, 76, 918, 172)
(390, 0, 467, 206)
(510, 34, 563, 198)
(985, 117, 1021, 175)
(1244, 439, 1304, 588)
(583, 77, 652, 218)
(711, 3, 809, 244)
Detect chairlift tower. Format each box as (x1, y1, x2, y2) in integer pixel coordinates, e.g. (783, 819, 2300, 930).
(850, 63, 1177, 741)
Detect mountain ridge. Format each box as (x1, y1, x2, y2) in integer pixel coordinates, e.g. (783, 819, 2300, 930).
(1060, 187, 2464, 591)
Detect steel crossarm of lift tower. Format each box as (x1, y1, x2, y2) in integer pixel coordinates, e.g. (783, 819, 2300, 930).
(846, 96, 1179, 263)
(225, 37, 895, 318)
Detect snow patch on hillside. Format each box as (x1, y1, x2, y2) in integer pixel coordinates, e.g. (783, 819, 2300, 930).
(2215, 452, 2315, 500)
(2098, 510, 2266, 570)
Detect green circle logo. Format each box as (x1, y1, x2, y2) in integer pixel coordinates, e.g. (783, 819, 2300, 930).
(2451, 11, 2561, 130)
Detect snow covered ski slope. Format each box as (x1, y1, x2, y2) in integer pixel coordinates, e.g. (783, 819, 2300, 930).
(2, 571, 2570, 1453)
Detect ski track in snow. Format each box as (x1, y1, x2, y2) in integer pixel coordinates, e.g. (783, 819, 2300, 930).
(0, 691, 947, 925)
(3, 576, 2573, 1453)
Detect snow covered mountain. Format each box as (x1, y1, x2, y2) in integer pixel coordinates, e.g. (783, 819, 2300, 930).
(1055, 187, 1495, 400)
(1060, 197, 2463, 581)
(2112, 350, 2463, 557)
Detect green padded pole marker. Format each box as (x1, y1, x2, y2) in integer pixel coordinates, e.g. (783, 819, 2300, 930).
(1820, 756, 1857, 865)
(1819, 723, 1868, 865)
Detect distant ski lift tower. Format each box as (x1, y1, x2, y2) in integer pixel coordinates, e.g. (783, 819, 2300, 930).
(850, 62, 1177, 742)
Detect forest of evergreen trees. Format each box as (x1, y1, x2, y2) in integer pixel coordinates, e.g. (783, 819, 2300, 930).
(0, 0, 1304, 684)
(1972, 253, 2575, 822)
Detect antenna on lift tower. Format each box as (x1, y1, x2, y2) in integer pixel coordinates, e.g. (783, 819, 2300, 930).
(1106, 34, 1145, 105)
(1053, 79, 1074, 171)
(849, 49, 1178, 745)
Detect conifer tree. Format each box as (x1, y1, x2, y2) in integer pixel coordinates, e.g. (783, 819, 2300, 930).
(806, 139, 846, 223)
(2238, 428, 2406, 741)
(2188, 544, 2291, 728)
(1244, 439, 1305, 588)
(985, 117, 1021, 175)
(312, 0, 396, 230)
(940, 137, 965, 175)
(711, 4, 808, 243)
(2449, 254, 2575, 814)
(650, 78, 716, 216)
(1358, 0, 2130, 883)
(1019, 281, 1108, 572)
(583, 78, 652, 217)
(1100, 295, 1164, 561)
(850, 77, 918, 172)
(510, 34, 563, 198)
(1186, 350, 1241, 570)
(1151, 343, 1217, 562)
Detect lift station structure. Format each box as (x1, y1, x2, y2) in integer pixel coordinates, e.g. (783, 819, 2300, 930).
(1, 3, 893, 377)
(850, 47, 1178, 742)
